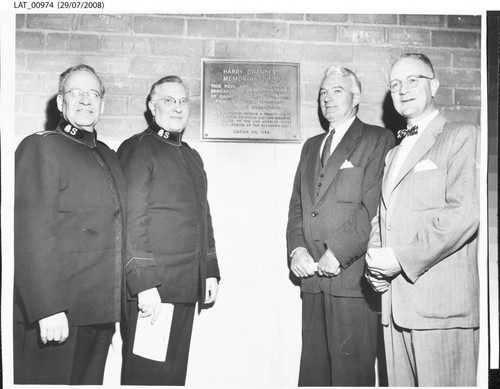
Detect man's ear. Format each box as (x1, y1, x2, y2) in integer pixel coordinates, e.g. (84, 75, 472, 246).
(353, 93, 361, 107)
(100, 100, 105, 115)
(430, 78, 440, 98)
(148, 100, 156, 117)
(56, 94, 63, 113)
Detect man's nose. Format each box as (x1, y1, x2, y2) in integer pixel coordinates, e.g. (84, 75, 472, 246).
(399, 81, 411, 95)
(172, 101, 183, 111)
(79, 92, 91, 104)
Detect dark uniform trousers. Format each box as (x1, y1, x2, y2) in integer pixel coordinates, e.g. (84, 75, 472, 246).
(299, 292, 378, 387)
(14, 321, 114, 385)
(121, 302, 196, 386)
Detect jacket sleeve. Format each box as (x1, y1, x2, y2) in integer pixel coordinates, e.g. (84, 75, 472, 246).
(206, 202, 220, 281)
(286, 141, 309, 258)
(192, 148, 220, 281)
(326, 129, 395, 268)
(393, 125, 480, 282)
(117, 140, 162, 296)
(15, 136, 69, 323)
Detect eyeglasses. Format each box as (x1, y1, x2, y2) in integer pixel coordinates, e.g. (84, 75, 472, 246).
(64, 89, 102, 100)
(388, 75, 434, 93)
(151, 96, 190, 107)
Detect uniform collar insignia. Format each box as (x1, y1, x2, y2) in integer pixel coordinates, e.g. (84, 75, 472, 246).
(150, 121, 183, 146)
(56, 120, 97, 147)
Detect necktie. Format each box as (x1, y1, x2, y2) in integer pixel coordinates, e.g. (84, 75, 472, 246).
(321, 129, 335, 167)
(397, 125, 418, 139)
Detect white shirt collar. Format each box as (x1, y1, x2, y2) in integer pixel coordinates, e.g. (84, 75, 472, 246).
(400, 109, 439, 146)
(408, 109, 439, 133)
(328, 115, 356, 137)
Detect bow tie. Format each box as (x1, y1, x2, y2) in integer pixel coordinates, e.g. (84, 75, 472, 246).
(397, 125, 418, 139)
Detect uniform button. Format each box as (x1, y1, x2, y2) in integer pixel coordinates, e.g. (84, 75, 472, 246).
(312, 212, 318, 217)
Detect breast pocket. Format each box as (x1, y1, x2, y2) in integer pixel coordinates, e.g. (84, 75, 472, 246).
(333, 167, 364, 203)
(409, 168, 446, 210)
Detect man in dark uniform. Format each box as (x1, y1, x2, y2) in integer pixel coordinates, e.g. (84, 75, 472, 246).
(14, 64, 127, 384)
(286, 66, 394, 386)
(118, 75, 220, 386)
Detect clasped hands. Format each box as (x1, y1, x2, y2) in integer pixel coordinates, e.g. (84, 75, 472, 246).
(290, 247, 340, 278)
(364, 247, 402, 293)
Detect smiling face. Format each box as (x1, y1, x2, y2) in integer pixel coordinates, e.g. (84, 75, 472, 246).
(389, 57, 440, 125)
(56, 70, 104, 132)
(319, 74, 360, 128)
(148, 82, 190, 133)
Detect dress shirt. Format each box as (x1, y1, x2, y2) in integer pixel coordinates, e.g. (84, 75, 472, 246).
(389, 109, 439, 189)
(320, 115, 356, 161)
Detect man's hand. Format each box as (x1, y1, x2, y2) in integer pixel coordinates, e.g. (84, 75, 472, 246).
(365, 247, 401, 292)
(39, 312, 69, 344)
(365, 247, 402, 278)
(205, 277, 219, 304)
(138, 287, 162, 324)
(365, 270, 391, 293)
(317, 248, 341, 277)
(290, 248, 316, 278)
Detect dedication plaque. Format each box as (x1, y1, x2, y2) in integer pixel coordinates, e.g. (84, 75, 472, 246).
(202, 60, 300, 142)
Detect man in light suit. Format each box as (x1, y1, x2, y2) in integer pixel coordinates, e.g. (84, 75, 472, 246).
(365, 53, 480, 386)
(287, 65, 394, 386)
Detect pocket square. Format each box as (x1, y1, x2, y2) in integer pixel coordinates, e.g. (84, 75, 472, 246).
(414, 159, 437, 172)
(340, 160, 354, 169)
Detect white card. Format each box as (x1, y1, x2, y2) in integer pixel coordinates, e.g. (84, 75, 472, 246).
(132, 303, 174, 362)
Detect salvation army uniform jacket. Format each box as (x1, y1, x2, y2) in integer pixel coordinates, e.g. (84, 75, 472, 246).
(14, 120, 127, 327)
(117, 122, 220, 304)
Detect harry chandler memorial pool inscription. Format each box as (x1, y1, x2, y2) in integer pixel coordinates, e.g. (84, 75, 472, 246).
(202, 60, 300, 142)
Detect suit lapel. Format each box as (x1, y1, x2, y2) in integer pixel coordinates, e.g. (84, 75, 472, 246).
(381, 146, 399, 208)
(315, 118, 362, 204)
(306, 135, 324, 203)
(392, 114, 447, 191)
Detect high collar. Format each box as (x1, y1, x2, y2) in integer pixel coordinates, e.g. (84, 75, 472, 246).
(149, 120, 183, 146)
(56, 119, 97, 147)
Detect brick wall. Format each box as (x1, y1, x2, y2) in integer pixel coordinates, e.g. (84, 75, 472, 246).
(15, 13, 481, 141)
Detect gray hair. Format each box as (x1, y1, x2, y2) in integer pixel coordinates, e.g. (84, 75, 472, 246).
(323, 65, 362, 95)
(58, 64, 105, 97)
(149, 75, 189, 100)
(393, 53, 435, 77)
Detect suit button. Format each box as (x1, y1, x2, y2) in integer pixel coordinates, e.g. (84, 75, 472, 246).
(318, 183, 322, 187)
(387, 225, 392, 231)
(312, 212, 318, 217)
(320, 173, 324, 178)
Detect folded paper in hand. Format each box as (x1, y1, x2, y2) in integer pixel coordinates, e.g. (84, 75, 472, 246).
(340, 160, 354, 169)
(414, 159, 437, 172)
(133, 303, 174, 362)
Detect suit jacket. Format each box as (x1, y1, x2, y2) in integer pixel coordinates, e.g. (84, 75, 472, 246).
(14, 123, 127, 327)
(118, 125, 220, 305)
(287, 117, 395, 297)
(369, 113, 480, 330)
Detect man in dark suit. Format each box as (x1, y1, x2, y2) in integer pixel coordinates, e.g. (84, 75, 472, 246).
(14, 64, 127, 384)
(287, 65, 394, 386)
(366, 53, 480, 386)
(118, 75, 220, 386)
